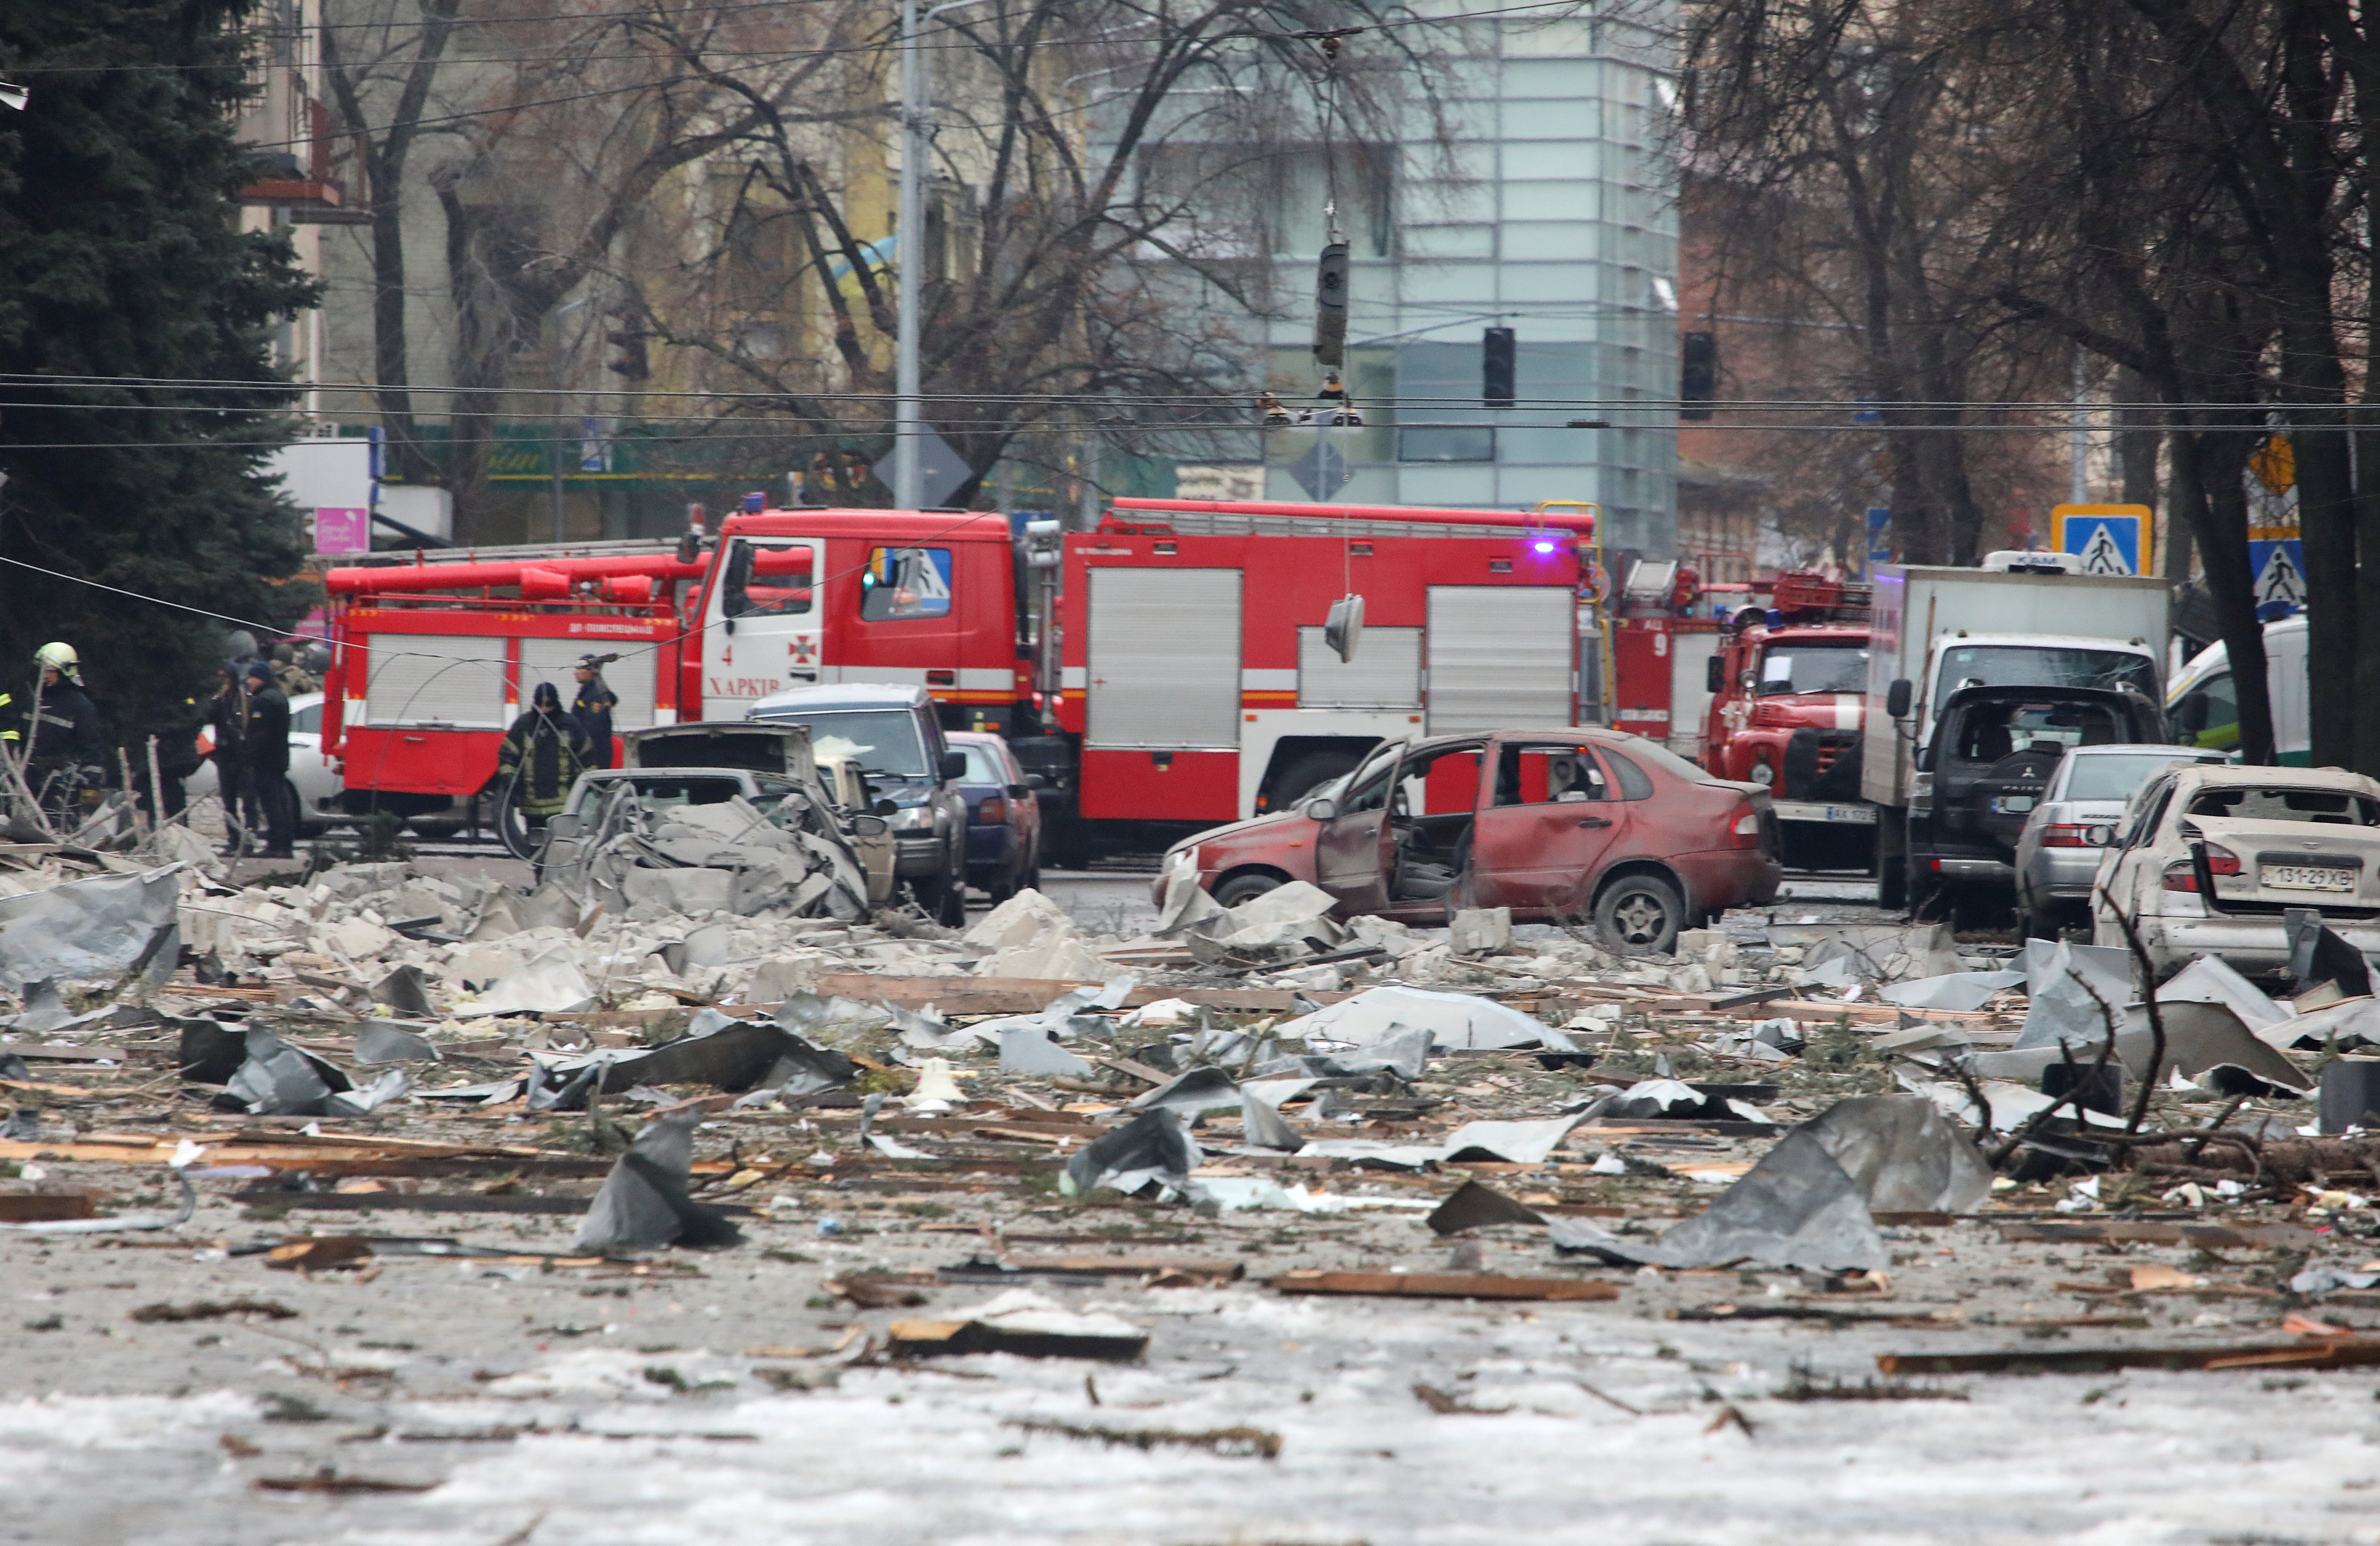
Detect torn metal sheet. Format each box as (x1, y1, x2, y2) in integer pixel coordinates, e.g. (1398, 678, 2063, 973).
(353, 1020, 443, 1065)
(1060, 1109, 1200, 1197)
(1876, 970, 2024, 1013)
(2285, 909, 2373, 1001)
(1593, 1078, 1710, 1119)
(0, 868, 181, 990)
(1439, 1115, 1582, 1166)
(1127, 1066, 1242, 1120)
(1239, 1086, 1303, 1151)
(1568, 1128, 1888, 1272)
(2015, 938, 2138, 1050)
(998, 1026, 1094, 1077)
(2262, 996, 2380, 1052)
(1789, 922, 1959, 984)
(2154, 954, 2285, 1030)
(1281, 985, 1554, 1051)
(375, 964, 436, 1018)
(1801, 1094, 1993, 1214)
(1193, 880, 1343, 955)
(571, 1112, 743, 1253)
(1178, 1175, 1435, 1214)
(222, 1027, 354, 1115)
(1426, 1179, 1547, 1235)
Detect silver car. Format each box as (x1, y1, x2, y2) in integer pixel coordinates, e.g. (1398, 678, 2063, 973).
(2014, 743, 2224, 938)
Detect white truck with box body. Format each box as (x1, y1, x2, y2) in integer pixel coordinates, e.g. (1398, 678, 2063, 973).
(1862, 559, 2172, 911)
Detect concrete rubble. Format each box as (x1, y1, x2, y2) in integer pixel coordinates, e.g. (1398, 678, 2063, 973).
(7, 838, 2380, 1538)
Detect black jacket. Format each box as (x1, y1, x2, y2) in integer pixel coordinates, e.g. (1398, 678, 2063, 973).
(24, 680, 104, 765)
(208, 684, 248, 771)
(242, 682, 291, 777)
(571, 679, 619, 764)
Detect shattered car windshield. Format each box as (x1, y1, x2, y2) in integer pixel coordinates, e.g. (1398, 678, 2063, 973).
(1935, 645, 2157, 710)
(1759, 640, 1868, 695)
(771, 709, 928, 778)
(2185, 785, 2380, 826)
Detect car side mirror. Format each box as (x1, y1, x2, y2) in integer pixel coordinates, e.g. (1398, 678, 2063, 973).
(850, 815, 889, 837)
(1005, 782, 1031, 799)
(1886, 679, 1913, 719)
(1705, 655, 1724, 693)
(874, 799, 898, 816)
(1304, 796, 1339, 821)
(938, 750, 966, 782)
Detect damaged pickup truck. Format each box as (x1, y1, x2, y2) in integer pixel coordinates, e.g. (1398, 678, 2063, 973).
(1158, 727, 1780, 954)
(1901, 684, 2169, 918)
(532, 722, 891, 918)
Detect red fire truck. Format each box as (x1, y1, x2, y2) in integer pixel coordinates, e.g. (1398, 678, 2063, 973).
(321, 496, 1604, 859)
(1698, 571, 1875, 867)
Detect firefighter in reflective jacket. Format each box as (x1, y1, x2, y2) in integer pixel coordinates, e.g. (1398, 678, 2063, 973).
(496, 681, 591, 824)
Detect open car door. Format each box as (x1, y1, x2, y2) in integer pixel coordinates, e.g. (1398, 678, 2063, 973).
(1313, 741, 1403, 915)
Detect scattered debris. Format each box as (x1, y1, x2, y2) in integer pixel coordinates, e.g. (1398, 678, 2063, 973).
(1002, 1418, 1281, 1460)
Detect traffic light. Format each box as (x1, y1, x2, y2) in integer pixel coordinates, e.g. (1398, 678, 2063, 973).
(1312, 242, 1349, 368)
(1483, 326, 1516, 406)
(1681, 331, 1717, 420)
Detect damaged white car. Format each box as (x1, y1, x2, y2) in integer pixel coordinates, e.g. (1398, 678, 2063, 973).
(533, 723, 886, 918)
(2092, 762, 2380, 976)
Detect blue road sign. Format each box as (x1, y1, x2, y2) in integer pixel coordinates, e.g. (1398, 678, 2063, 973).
(2051, 504, 2150, 576)
(2249, 538, 2306, 610)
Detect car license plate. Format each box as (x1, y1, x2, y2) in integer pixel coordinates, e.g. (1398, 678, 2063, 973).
(2261, 864, 2358, 892)
(1989, 795, 2035, 815)
(1773, 801, 1877, 825)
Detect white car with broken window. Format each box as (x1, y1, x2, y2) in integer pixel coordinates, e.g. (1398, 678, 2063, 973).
(2090, 762, 2380, 976)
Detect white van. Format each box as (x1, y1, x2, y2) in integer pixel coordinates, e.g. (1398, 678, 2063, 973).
(2165, 614, 2309, 765)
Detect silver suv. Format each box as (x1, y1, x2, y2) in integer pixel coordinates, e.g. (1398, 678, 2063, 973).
(2013, 743, 2225, 937)
(747, 683, 969, 924)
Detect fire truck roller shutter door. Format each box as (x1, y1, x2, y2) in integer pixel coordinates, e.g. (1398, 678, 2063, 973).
(1298, 626, 1421, 708)
(1426, 587, 1574, 735)
(362, 634, 508, 727)
(1087, 567, 1243, 749)
(520, 637, 656, 731)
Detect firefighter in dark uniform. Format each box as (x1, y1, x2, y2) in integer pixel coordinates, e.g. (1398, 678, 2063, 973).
(570, 654, 620, 770)
(497, 681, 592, 830)
(21, 643, 107, 816)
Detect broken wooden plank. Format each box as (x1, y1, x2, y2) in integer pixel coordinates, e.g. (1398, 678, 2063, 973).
(1997, 1220, 2320, 1249)
(234, 1190, 594, 1216)
(0, 1192, 96, 1222)
(1272, 1269, 1619, 1302)
(1878, 1338, 2380, 1376)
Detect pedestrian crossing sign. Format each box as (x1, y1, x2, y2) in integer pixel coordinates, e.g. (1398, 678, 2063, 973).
(2050, 503, 2152, 576)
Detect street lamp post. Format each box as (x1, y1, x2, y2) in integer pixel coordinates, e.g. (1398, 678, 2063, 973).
(895, 0, 996, 510)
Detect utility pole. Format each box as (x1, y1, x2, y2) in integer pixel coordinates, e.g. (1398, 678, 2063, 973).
(893, 0, 923, 510)
(895, 0, 996, 511)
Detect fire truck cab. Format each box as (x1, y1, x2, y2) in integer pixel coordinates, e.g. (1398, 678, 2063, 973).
(1700, 573, 1875, 868)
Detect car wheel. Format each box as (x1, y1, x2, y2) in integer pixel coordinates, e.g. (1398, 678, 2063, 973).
(1214, 872, 1283, 908)
(1594, 873, 1684, 956)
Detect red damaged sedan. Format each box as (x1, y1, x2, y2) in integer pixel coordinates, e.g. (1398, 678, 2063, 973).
(1156, 728, 1782, 954)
